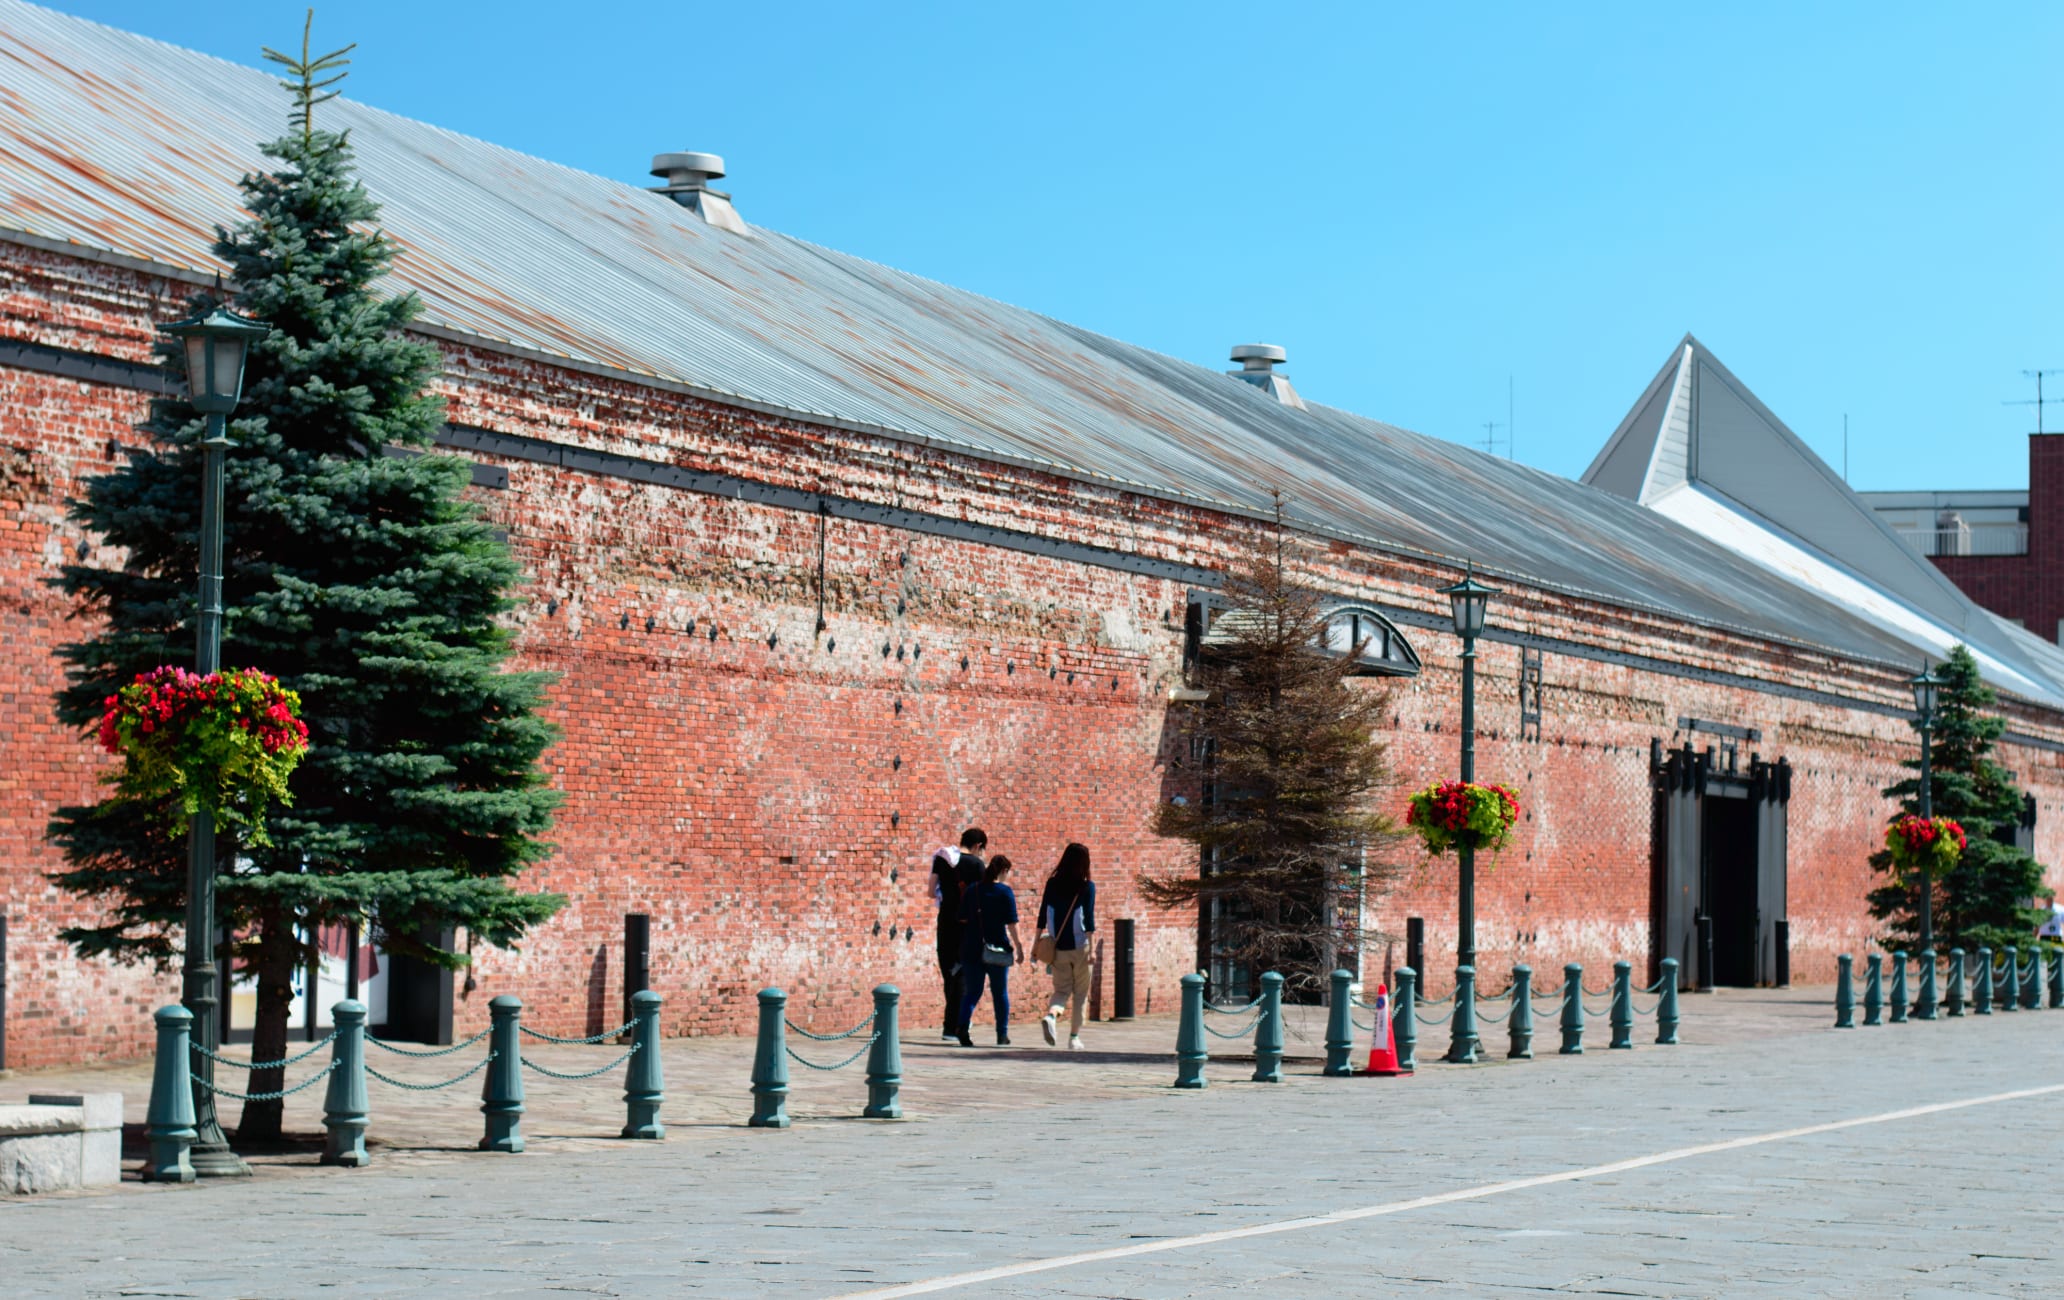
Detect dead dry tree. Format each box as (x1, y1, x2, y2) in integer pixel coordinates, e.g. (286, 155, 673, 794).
(1146, 510, 1402, 999)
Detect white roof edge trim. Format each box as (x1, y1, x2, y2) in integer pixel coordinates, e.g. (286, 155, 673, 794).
(1638, 344, 1692, 504)
(1648, 483, 2061, 707)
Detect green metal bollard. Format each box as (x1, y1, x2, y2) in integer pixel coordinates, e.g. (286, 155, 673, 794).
(862, 985, 902, 1119)
(1324, 969, 1356, 1077)
(622, 990, 665, 1138)
(143, 1004, 197, 1184)
(1508, 965, 1534, 1059)
(1974, 946, 1993, 1015)
(1609, 960, 1634, 1050)
(479, 995, 525, 1153)
(1914, 947, 1937, 1021)
(1559, 963, 1584, 1054)
(750, 987, 792, 1126)
(1393, 967, 1418, 1073)
(2001, 947, 2019, 1013)
(1656, 958, 1681, 1045)
(1888, 952, 1908, 1024)
(1862, 953, 1882, 1026)
(1833, 954, 1855, 1028)
(1252, 971, 1285, 1083)
(1945, 949, 1965, 1018)
(1446, 966, 1482, 1064)
(2048, 949, 2063, 1010)
(2020, 947, 2042, 1010)
(1174, 973, 1208, 1089)
(321, 999, 370, 1167)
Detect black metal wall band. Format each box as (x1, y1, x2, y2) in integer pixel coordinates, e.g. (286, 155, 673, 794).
(1376, 602, 2064, 751)
(1, 336, 171, 393)
(0, 338, 507, 490)
(9, 334, 2063, 752)
(437, 423, 1215, 586)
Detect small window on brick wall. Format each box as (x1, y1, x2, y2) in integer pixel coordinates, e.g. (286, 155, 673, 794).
(2056, 618, 2063, 647)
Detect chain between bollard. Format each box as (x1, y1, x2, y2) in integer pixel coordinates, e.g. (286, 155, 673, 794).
(191, 1061, 335, 1103)
(518, 1020, 638, 1045)
(364, 1027, 491, 1057)
(1202, 1013, 1262, 1040)
(785, 1033, 879, 1072)
(784, 1014, 877, 1042)
(192, 1033, 336, 1071)
(366, 1051, 496, 1091)
(520, 1043, 641, 1080)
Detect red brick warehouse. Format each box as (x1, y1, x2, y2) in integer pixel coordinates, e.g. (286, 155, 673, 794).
(0, 5, 2059, 1068)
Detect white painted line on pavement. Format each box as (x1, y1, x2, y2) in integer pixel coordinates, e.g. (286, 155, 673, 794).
(842, 1080, 2064, 1297)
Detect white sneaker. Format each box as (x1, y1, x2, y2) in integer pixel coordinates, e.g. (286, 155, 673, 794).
(1040, 1014, 1058, 1046)
(1069, 1036, 1084, 1050)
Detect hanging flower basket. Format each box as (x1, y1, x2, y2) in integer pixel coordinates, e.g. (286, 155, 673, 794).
(97, 666, 309, 845)
(1884, 814, 1965, 881)
(1406, 780, 1521, 856)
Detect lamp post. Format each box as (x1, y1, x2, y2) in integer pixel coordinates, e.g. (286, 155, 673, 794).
(1908, 663, 1944, 1020)
(1438, 564, 1495, 1063)
(161, 305, 268, 1177)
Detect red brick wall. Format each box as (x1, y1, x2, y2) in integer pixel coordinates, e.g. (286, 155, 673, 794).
(4, 239, 2062, 1068)
(1932, 433, 2064, 644)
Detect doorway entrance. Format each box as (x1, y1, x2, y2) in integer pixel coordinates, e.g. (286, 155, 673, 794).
(1702, 792, 1759, 987)
(1652, 741, 1791, 988)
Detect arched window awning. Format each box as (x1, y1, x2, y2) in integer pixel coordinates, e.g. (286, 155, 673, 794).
(1193, 600, 1421, 678)
(1321, 604, 1421, 677)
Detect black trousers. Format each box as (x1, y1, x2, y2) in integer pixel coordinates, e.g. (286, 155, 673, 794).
(938, 947, 967, 1032)
(937, 916, 965, 1033)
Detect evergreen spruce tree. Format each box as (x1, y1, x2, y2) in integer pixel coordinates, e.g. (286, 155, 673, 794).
(1866, 645, 2046, 952)
(1145, 512, 1400, 995)
(50, 19, 562, 1141)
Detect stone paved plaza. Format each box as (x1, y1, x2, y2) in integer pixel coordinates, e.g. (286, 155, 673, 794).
(1, 986, 2058, 1296)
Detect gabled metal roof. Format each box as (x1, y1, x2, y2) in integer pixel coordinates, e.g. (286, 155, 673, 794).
(1, 1, 2059, 707)
(1586, 337, 2064, 709)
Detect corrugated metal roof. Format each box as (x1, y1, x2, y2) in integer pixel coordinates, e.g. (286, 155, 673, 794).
(2, 1, 2058, 707)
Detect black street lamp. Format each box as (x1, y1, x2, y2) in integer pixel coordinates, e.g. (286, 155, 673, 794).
(1438, 564, 1496, 1063)
(1908, 663, 1944, 1020)
(161, 304, 268, 1177)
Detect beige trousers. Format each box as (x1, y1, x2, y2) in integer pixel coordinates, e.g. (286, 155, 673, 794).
(1047, 946, 1092, 1035)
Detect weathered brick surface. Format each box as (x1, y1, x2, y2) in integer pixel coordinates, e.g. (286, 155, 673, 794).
(2, 240, 2061, 1068)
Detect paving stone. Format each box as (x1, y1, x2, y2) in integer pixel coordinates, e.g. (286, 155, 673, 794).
(0, 986, 2058, 1296)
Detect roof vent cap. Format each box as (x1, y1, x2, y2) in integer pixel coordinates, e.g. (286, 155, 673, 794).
(649, 150, 749, 236)
(1226, 343, 1305, 409)
(651, 152, 726, 187)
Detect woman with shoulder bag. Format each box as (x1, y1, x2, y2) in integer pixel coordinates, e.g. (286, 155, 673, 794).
(956, 855, 1022, 1046)
(1037, 843, 1096, 1050)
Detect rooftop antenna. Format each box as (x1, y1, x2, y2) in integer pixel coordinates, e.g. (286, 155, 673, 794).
(1507, 374, 1515, 462)
(1843, 413, 1848, 483)
(1480, 419, 1506, 458)
(2003, 368, 2064, 435)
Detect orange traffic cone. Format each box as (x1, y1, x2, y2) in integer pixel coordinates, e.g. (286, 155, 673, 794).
(1365, 983, 1409, 1076)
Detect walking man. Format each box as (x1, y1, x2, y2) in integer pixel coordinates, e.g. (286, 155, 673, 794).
(931, 827, 987, 1041)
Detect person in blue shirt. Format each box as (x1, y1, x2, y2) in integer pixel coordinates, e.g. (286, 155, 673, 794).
(956, 855, 1022, 1046)
(1038, 843, 1096, 1049)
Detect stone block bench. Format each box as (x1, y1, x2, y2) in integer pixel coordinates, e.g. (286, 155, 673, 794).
(0, 1092, 122, 1194)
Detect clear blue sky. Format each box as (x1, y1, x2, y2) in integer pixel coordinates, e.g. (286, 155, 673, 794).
(59, 1, 2064, 491)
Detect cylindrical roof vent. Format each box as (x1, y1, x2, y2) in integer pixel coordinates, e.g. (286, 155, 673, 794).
(648, 150, 749, 235)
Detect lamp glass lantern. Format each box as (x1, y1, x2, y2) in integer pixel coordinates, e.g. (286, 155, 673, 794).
(1440, 569, 1497, 641)
(1909, 666, 1943, 723)
(161, 306, 268, 418)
